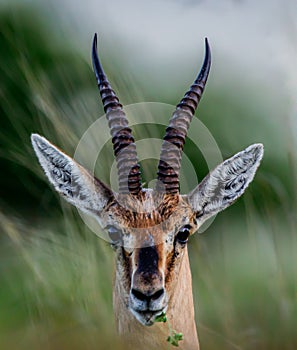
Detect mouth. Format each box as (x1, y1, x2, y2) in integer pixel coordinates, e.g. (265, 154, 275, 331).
(130, 308, 166, 326)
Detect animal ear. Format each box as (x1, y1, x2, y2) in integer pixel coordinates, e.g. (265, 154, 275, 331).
(31, 134, 114, 215)
(187, 144, 263, 225)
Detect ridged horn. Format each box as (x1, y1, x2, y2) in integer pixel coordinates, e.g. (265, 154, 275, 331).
(157, 38, 211, 194)
(92, 33, 142, 195)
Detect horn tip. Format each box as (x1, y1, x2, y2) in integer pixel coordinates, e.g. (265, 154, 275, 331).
(92, 33, 98, 56)
(204, 37, 210, 56)
(92, 33, 98, 52)
(92, 32, 106, 84)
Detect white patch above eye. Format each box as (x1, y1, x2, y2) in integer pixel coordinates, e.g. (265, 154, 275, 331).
(165, 232, 175, 245)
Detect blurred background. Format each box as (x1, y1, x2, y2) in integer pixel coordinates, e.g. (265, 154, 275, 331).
(0, 0, 297, 349)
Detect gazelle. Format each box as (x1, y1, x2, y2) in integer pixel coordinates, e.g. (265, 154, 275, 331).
(31, 34, 263, 349)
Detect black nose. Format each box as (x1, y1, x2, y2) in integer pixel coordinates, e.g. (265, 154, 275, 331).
(131, 288, 164, 303)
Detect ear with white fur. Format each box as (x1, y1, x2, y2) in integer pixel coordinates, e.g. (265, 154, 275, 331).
(187, 143, 264, 226)
(31, 133, 114, 215)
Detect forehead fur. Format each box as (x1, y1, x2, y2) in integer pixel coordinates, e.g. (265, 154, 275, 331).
(108, 190, 192, 229)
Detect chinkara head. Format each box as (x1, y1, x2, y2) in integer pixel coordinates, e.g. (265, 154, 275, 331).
(31, 34, 263, 326)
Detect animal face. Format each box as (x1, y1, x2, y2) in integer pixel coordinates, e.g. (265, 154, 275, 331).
(100, 191, 194, 325)
(31, 33, 263, 326)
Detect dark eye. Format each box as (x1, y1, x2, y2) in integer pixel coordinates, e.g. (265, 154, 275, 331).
(176, 226, 191, 244)
(106, 226, 122, 244)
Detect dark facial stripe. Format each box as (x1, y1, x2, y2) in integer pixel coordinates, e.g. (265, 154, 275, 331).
(137, 246, 159, 274)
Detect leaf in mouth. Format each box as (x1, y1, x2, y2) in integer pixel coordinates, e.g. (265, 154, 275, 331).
(154, 312, 167, 323)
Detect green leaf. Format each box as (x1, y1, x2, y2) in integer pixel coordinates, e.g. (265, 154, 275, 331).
(173, 332, 183, 341)
(167, 331, 183, 347)
(154, 312, 167, 323)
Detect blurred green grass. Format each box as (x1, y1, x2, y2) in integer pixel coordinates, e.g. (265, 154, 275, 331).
(0, 5, 296, 350)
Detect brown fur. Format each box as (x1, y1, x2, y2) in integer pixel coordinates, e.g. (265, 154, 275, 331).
(114, 246, 199, 350)
(108, 190, 199, 349)
(110, 192, 180, 227)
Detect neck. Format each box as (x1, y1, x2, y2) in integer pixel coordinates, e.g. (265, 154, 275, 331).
(113, 247, 199, 350)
